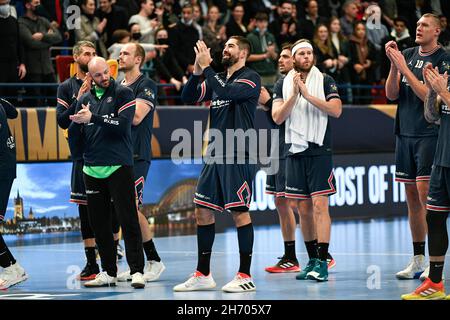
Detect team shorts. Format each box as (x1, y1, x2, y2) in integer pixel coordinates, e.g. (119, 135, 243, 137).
(194, 163, 256, 212)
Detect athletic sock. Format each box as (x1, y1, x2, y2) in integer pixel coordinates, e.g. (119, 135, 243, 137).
(196, 223, 215, 276)
(84, 247, 97, 266)
(237, 223, 254, 276)
(284, 241, 297, 261)
(429, 261, 445, 284)
(305, 239, 318, 260)
(413, 242, 426, 256)
(143, 239, 161, 262)
(114, 239, 119, 259)
(317, 243, 329, 262)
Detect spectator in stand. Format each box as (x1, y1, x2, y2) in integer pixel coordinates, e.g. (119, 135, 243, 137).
(154, 27, 188, 104)
(244, 0, 273, 23)
(226, 4, 251, 38)
(364, 4, 389, 82)
(439, 15, 450, 52)
(313, 24, 339, 78)
(128, 0, 161, 44)
(19, 0, 62, 107)
(269, 0, 297, 48)
(168, 4, 200, 75)
(192, 3, 204, 27)
(349, 21, 377, 104)
(191, 4, 204, 39)
(246, 12, 278, 86)
(160, 0, 181, 29)
(380, 16, 414, 82)
(0, 0, 26, 104)
(115, 0, 140, 20)
(365, 5, 389, 53)
(396, 0, 419, 38)
(299, 0, 328, 41)
(95, 0, 129, 47)
(202, 5, 226, 71)
(379, 0, 397, 28)
(38, 0, 69, 44)
(74, 0, 108, 58)
(107, 29, 131, 60)
(329, 16, 352, 103)
(340, 0, 359, 37)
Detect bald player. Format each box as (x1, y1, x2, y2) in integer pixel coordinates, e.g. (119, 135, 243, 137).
(68, 57, 145, 289)
(386, 13, 450, 280)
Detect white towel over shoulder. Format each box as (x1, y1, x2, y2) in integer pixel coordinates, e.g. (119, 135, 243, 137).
(283, 66, 328, 154)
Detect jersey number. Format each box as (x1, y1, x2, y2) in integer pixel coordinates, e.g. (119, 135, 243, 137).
(415, 60, 424, 69)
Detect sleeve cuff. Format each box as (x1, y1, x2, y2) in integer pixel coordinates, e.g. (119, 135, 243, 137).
(90, 114, 103, 124)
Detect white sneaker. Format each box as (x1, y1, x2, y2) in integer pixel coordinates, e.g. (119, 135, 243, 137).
(143, 260, 166, 282)
(0, 262, 28, 290)
(419, 266, 445, 281)
(131, 272, 145, 289)
(222, 273, 256, 293)
(173, 271, 216, 292)
(117, 270, 131, 282)
(84, 271, 117, 287)
(396, 255, 427, 279)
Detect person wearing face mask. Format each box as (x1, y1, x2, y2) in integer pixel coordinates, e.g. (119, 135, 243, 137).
(269, 0, 297, 48)
(19, 0, 62, 107)
(0, 0, 26, 106)
(246, 12, 278, 86)
(168, 4, 200, 75)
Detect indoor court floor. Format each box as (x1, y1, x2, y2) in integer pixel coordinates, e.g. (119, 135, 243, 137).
(1, 216, 449, 300)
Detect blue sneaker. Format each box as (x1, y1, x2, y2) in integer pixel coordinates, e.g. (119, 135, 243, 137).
(307, 260, 328, 282)
(296, 258, 319, 280)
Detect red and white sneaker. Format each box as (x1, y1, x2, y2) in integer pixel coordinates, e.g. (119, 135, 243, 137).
(265, 256, 300, 273)
(173, 271, 216, 292)
(327, 255, 336, 270)
(401, 278, 446, 300)
(222, 272, 256, 293)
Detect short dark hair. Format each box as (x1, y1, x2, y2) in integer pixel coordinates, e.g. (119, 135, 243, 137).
(229, 36, 252, 58)
(182, 4, 193, 11)
(279, 0, 294, 6)
(140, 0, 152, 6)
(254, 12, 269, 22)
(111, 29, 131, 44)
(281, 43, 292, 51)
(393, 16, 408, 25)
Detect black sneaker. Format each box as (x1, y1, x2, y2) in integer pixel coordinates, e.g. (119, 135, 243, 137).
(78, 262, 100, 281)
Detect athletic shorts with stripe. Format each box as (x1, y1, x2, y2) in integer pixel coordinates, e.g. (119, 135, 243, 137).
(265, 159, 286, 198)
(70, 160, 87, 205)
(426, 165, 450, 212)
(395, 135, 437, 184)
(285, 154, 336, 199)
(134, 160, 150, 208)
(194, 163, 256, 212)
(0, 178, 14, 222)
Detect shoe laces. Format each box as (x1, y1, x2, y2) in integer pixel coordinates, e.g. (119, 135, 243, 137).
(184, 272, 204, 287)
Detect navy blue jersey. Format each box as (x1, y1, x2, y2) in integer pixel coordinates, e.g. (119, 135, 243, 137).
(56, 76, 83, 160)
(267, 76, 288, 160)
(276, 73, 340, 156)
(122, 74, 157, 162)
(68, 79, 136, 167)
(395, 46, 450, 137)
(0, 99, 18, 179)
(435, 92, 450, 168)
(181, 66, 261, 161)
